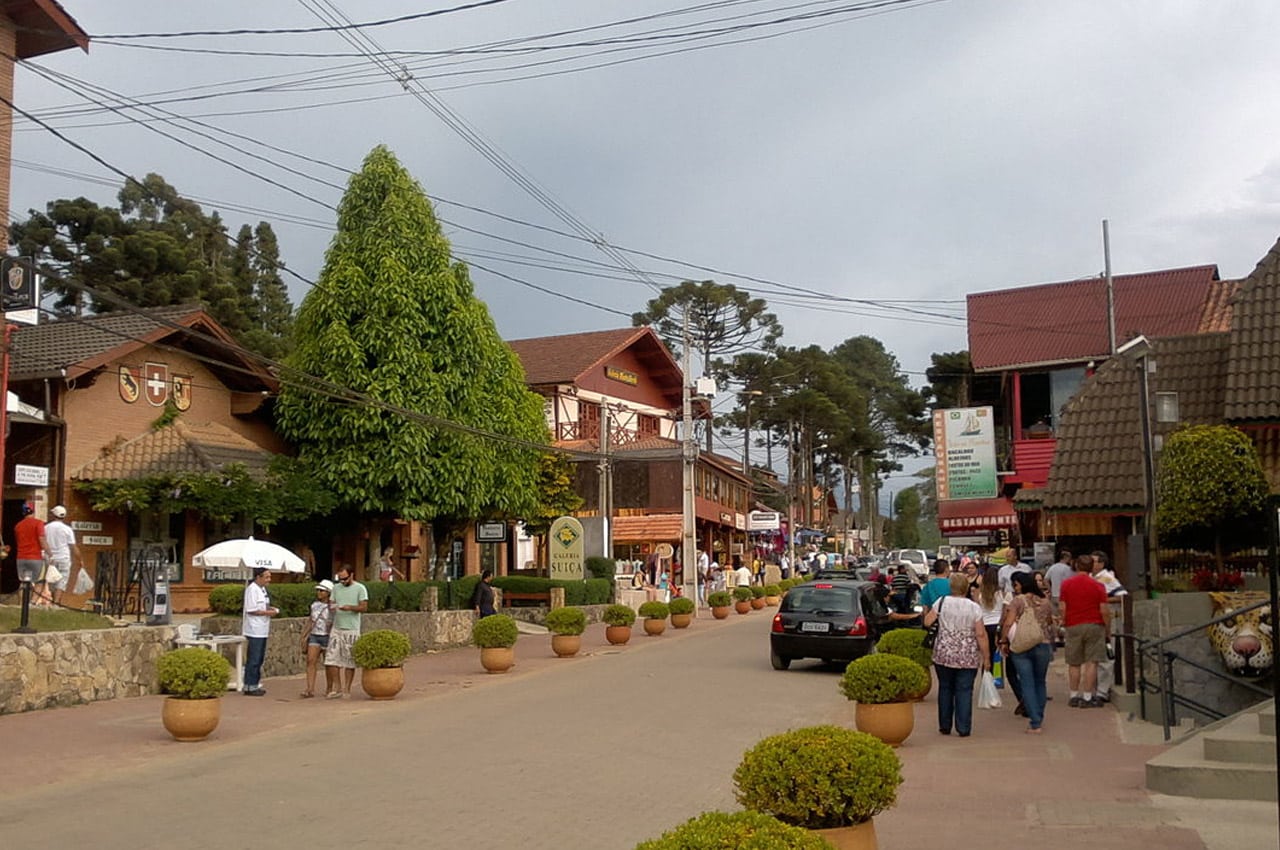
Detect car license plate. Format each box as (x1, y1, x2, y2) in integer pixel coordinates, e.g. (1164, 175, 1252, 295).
(800, 621, 830, 633)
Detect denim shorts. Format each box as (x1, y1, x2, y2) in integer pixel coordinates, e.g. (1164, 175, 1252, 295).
(307, 633, 331, 648)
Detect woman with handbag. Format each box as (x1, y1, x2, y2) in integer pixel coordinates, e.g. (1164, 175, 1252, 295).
(999, 571, 1056, 733)
(922, 574, 990, 737)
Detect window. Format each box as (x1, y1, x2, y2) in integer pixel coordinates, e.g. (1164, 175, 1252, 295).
(638, 413, 659, 437)
(578, 401, 600, 441)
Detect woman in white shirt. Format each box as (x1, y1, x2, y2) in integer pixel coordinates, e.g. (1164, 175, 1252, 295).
(923, 574, 990, 737)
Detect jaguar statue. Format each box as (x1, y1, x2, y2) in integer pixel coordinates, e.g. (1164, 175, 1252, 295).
(1207, 591, 1273, 678)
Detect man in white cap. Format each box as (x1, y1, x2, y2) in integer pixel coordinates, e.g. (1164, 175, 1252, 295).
(45, 505, 84, 605)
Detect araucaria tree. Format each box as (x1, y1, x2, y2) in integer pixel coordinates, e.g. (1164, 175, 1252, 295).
(276, 146, 549, 565)
(1156, 424, 1269, 567)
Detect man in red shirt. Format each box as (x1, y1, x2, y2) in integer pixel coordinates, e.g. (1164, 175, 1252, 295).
(14, 502, 50, 604)
(1059, 553, 1110, 708)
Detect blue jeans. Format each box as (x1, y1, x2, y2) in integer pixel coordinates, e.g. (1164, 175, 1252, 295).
(244, 636, 267, 689)
(935, 664, 978, 735)
(1009, 643, 1052, 729)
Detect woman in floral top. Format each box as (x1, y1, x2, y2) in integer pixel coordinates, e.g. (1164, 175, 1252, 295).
(923, 574, 991, 737)
(999, 571, 1056, 733)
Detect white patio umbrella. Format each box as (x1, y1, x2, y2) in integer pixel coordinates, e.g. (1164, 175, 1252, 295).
(191, 537, 306, 575)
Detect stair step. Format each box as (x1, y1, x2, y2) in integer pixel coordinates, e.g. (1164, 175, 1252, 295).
(1147, 749, 1277, 801)
(1260, 708, 1275, 737)
(1203, 728, 1278, 764)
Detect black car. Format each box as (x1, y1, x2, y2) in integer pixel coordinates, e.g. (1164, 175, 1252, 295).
(769, 578, 891, 670)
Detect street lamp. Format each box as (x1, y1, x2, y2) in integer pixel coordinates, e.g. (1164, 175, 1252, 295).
(741, 389, 763, 474)
(1117, 334, 1156, 595)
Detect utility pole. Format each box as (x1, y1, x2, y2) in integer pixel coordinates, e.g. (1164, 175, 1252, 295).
(681, 308, 698, 610)
(1104, 219, 1116, 355)
(598, 404, 613, 559)
(741, 389, 762, 474)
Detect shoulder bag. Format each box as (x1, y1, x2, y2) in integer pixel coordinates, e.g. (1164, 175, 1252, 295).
(921, 597, 944, 649)
(1009, 596, 1044, 654)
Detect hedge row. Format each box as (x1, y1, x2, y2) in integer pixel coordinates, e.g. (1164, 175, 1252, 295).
(207, 575, 613, 615)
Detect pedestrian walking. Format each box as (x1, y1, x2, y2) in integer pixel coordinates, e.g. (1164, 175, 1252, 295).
(242, 568, 279, 696)
(924, 574, 990, 737)
(1060, 554, 1110, 708)
(1000, 571, 1055, 733)
(44, 505, 84, 606)
(471, 569, 497, 618)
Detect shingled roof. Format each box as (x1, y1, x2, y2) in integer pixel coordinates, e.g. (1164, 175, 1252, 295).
(967, 265, 1221, 372)
(10, 306, 275, 392)
(1224, 235, 1280, 423)
(1040, 332, 1229, 512)
(73, 420, 278, 481)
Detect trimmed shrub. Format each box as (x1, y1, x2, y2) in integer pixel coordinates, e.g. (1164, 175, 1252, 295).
(352, 629, 412, 668)
(732, 586, 754, 603)
(733, 725, 901, 829)
(638, 601, 670, 620)
(603, 603, 636, 627)
(208, 584, 243, 615)
(668, 596, 695, 616)
(472, 614, 519, 648)
(585, 556, 616, 580)
(876, 628, 933, 671)
(708, 591, 732, 607)
(635, 811, 833, 849)
(545, 606, 587, 636)
(750, 585, 766, 599)
(839, 653, 929, 704)
(157, 647, 231, 699)
(764, 584, 782, 596)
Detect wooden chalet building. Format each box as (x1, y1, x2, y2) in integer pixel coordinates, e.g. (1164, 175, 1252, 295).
(959, 263, 1236, 548)
(509, 327, 753, 570)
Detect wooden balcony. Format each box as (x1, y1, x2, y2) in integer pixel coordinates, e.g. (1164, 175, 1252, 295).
(1011, 436, 1057, 488)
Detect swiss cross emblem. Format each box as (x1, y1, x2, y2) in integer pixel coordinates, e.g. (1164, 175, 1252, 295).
(144, 362, 169, 406)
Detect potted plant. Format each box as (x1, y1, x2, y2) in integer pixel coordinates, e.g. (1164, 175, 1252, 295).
(352, 629, 412, 699)
(602, 603, 636, 645)
(156, 647, 231, 742)
(636, 811, 833, 850)
(764, 584, 783, 606)
(734, 724, 902, 848)
(733, 586, 754, 614)
(638, 600, 670, 636)
(708, 590, 733, 619)
(839, 654, 929, 747)
(668, 596, 695, 628)
(472, 613, 519, 673)
(875, 628, 933, 700)
(749, 585, 767, 609)
(545, 606, 587, 657)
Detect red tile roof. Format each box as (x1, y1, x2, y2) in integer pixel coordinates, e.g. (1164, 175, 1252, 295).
(508, 328, 650, 385)
(612, 513, 683, 543)
(1225, 236, 1280, 422)
(73, 420, 278, 481)
(967, 265, 1220, 372)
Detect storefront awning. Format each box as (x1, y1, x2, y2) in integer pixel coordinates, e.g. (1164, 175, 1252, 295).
(938, 497, 1017, 533)
(612, 514, 683, 543)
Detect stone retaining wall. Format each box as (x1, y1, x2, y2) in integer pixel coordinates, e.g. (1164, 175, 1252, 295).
(1, 601, 610, 715)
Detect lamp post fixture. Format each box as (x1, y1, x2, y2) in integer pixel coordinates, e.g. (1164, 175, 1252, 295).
(1118, 335, 1157, 595)
(741, 389, 763, 474)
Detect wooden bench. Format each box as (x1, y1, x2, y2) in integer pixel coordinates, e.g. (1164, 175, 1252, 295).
(500, 591, 552, 607)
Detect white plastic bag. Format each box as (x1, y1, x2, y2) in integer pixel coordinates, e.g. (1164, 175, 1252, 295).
(977, 670, 1002, 709)
(43, 564, 62, 585)
(75, 568, 95, 595)
(1096, 659, 1115, 701)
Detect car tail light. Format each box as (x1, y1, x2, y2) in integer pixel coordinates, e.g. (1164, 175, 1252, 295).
(814, 583, 833, 589)
(771, 614, 783, 633)
(848, 616, 867, 636)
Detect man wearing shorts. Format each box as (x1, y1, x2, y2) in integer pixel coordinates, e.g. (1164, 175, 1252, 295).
(14, 502, 50, 604)
(44, 506, 84, 605)
(1060, 554, 1110, 708)
(324, 565, 367, 698)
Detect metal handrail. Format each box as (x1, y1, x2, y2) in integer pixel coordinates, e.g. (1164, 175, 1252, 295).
(1141, 597, 1270, 650)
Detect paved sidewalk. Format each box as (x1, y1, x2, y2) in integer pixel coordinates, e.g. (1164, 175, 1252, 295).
(2, 615, 1275, 849)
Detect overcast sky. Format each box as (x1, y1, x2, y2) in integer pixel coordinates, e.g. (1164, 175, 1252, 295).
(11, 1, 1280, 487)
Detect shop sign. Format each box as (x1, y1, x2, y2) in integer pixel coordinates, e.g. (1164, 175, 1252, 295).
(72, 521, 103, 532)
(933, 406, 998, 500)
(476, 521, 508, 543)
(718, 511, 733, 525)
(14, 464, 48, 486)
(747, 511, 780, 531)
(604, 366, 639, 386)
(734, 512, 746, 531)
(82, 535, 114, 546)
(549, 516, 585, 581)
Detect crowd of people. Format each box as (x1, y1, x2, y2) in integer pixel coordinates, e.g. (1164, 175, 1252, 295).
(900, 546, 1121, 737)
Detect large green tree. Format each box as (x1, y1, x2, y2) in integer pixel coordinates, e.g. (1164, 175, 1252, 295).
(924, 351, 973, 410)
(1156, 424, 1269, 567)
(632, 279, 783, 451)
(10, 174, 292, 358)
(275, 146, 549, 572)
(891, 487, 922, 548)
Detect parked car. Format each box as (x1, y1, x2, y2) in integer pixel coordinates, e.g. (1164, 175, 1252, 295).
(893, 548, 930, 581)
(769, 578, 891, 670)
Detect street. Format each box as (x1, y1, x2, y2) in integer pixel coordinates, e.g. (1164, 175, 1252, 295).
(2, 612, 1273, 850)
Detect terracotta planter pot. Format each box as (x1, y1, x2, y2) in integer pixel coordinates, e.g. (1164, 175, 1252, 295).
(735, 601, 752, 614)
(812, 819, 877, 850)
(551, 634, 582, 657)
(711, 606, 731, 619)
(480, 646, 515, 674)
(605, 625, 632, 645)
(670, 613, 693, 629)
(161, 696, 220, 742)
(643, 618, 667, 636)
(854, 701, 915, 748)
(751, 597, 766, 610)
(360, 666, 405, 700)
(765, 595, 781, 606)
